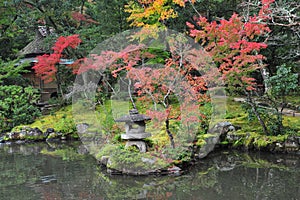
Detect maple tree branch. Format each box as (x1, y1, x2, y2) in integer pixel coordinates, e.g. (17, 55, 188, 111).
(80, 0, 85, 14)
(266, 22, 300, 27)
(244, 89, 269, 135)
(131, 69, 157, 110)
(145, 89, 157, 111)
(188, 0, 201, 18)
(128, 79, 137, 109)
(98, 71, 116, 95)
(166, 119, 175, 149)
(162, 88, 171, 108)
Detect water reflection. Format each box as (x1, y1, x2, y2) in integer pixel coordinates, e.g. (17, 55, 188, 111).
(0, 142, 299, 200)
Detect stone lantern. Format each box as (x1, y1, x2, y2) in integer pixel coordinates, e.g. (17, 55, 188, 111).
(115, 109, 151, 152)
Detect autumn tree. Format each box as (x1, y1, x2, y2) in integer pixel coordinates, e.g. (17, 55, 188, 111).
(239, 0, 300, 74)
(70, 0, 222, 151)
(32, 34, 82, 98)
(187, 0, 298, 135)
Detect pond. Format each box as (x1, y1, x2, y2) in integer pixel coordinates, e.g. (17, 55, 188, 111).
(0, 142, 299, 200)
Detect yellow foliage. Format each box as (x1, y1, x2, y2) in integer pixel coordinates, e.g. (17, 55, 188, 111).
(125, 0, 188, 28)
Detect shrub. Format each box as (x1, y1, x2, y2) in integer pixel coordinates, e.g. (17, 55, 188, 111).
(0, 85, 41, 132)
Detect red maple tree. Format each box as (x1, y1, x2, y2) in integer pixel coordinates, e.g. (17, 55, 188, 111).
(187, 0, 275, 134)
(187, 13, 271, 91)
(80, 34, 211, 148)
(33, 34, 81, 83)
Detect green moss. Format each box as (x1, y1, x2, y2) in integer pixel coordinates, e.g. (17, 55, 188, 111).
(196, 138, 206, 147)
(225, 99, 262, 132)
(219, 97, 299, 136)
(198, 133, 216, 139)
(242, 132, 288, 148)
(283, 117, 300, 133)
(286, 95, 300, 105)
(13, 106, 75, 133)
(96, 144, 170, 173)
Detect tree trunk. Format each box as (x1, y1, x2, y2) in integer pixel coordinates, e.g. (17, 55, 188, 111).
(165, 119, 175, 148)
(244, 90, 269, 135)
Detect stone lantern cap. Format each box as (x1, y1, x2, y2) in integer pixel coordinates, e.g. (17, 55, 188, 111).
(115, 109, 151, 123)
(115, 109, 151, 141)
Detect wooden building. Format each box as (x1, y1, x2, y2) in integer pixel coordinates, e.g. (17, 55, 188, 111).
(18, 26, 73, 103)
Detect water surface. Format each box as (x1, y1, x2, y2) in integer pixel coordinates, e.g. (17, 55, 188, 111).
(0, 142, 299, 200)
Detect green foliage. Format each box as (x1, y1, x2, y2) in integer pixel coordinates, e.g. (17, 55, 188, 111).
(242, 132, 287, 148)
(112, 133, 122, 143)
(263, 65, 299, 135)
(286, 95, 300, 106)
(143, 47, 170, 64)
(266, 65, 298, 98)
(0, 59, 29, 83)
(95, 100, 124, 135)
(53, 114, 76, 134)
(239, 64, 299, 136)
(198, 102, 213, 135)
(163, 146, 192, 163)
(0, 85, 41, 132)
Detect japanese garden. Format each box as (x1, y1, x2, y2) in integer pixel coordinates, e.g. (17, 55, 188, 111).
(0, 0, 299, 199)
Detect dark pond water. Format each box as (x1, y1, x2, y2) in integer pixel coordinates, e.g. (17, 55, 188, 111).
(0, 141, 299, 200)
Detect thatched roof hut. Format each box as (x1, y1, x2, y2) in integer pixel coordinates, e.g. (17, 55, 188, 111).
(18, 26, 55, 57)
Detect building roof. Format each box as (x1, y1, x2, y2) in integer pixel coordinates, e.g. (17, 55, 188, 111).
(18, 26, 55, 57)
(18, 57, 74, 65)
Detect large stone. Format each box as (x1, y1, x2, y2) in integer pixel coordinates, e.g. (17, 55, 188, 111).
(77, 144, 89, 155)
(7, 132, 19, 140)
(209, 121, 233, 134)
(100, 156, 110, 165)
(19, 131, 27, 140)
(27, 128, 43, 139)
(284, 137, 299, 152)
(46, 132, 59, 142)
(121, 132, 151, 140)
(141, 157, 156, 164)
(167, 165, 182, 175)
(32, 128, 43, 137)
(76, 123, 89, 134)
(198, 135, 220, 159)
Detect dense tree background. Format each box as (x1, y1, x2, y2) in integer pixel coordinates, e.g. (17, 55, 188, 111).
(1, 0, 298, 69)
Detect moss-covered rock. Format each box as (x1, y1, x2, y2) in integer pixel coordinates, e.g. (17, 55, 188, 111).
(95, 144, 180, 175)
